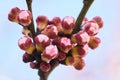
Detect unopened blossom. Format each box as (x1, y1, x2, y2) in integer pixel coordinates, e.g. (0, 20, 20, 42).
(58, 52, 66, 61)
(30, 62, 38, 69)
(22, 28, 31, 36)
(18, 36, 35, 54)
(41, 25, 58, 38)
(8, 7, 20, 22)
(22, 52, 35, 63)
(71, 44, 89, 58)
(71, 30, 90, 45)
(93, 16, 103, 28)
(88, 36, 101, 49)
(82, 17, 88, 25)
(17, 10, 32, 26)
(51, 17, 63, 32)
(65, 56, 74, 66)
(42, 45, 58, 62)
(36, 15, 48, 31)
(62, 16, 75, 34)
(35, 34, 50, 52)
(58, 37, 74, 53)
(83, 20, 100, 36)
(39, 62, 51, 72)
(52, 38, 60, 46)
(73, 56, 85, 70)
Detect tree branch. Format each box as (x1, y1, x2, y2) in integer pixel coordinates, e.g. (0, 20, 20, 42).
(26, 0, 36, 41)
(72, 0, 94, 34)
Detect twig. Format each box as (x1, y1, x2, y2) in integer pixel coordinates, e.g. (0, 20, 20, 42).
(72, 0, 94, 34)
(26, 0, 36, 41)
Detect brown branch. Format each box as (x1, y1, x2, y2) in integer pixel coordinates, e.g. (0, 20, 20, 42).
(26, 0, 36, 41)
(72, 0, 94, 34)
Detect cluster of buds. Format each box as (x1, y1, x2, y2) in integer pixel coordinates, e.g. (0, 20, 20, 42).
(8, 7, 32, 26)
(8, 7, 103, 72)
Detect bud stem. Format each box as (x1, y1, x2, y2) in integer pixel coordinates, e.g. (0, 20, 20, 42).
(26, 0, 36, 41)
(72, 0, 94, 34)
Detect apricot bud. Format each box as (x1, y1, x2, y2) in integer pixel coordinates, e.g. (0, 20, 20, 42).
(18, 36, 35, 54)
(17, 10, 32, 26)
(62, 16, 75, 34)
(88, 36, 101, 49)
(36, 15, 48, 31)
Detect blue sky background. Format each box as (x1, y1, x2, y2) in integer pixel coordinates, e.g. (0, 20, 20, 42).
(0, 0, 120, 80)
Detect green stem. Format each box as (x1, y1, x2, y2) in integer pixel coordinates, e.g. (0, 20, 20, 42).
(26, 0, 36, 41)
(72, 0, 94, 34)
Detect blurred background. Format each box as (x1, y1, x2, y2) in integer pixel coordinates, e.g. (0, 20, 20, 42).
(0, 0, 120, 80)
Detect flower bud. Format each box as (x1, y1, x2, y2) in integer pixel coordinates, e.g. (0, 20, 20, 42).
(18, 36, 35, 54)
(93, 16, 103, 28)
(71, 45, 88, 58)
(51, 17, 63, 32)
(65, 56, 74, 65)
(88, 36, 101, 49)
(17, 10, 32, 26)
(36, 15, 48, 31)
(58, 37, 73, 53)
(83, 20, 99, 36)
(30, 62, 38, 69)
(82, 17, 88, 25)
(40, 62, 51, 72)
(73, 57, 85, 70)
(58, 52, 66, 61)
(8, 7, 20, 22)
(22, 52, 35, 63)
(71, 30, 90, 45)
(35, 34, 50, 52)
(42, 45, 58, 62)
(62, 16, 75, 34)
(41, 25, 58, 38)
(52, 38, 60, 46)
(22, 28, 31, 36)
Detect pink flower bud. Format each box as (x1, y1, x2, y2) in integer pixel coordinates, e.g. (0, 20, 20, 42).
(71, 45, 88, 58)
(18, 36, 35, 54)
(73, 56, 85, 70)
(93, 16, 103, 28)
(8, 7, 20, 22)
(22, 52, 35, 63)
(51, 17, 63, 32)
(42, 45, 58, 62)
(41, 25, 58, 38)
(17, 10, 32, 26)
(58, 37, 74, 53)
(30, 62, 37, 69)
(82, 17, 88, 25)
(22, 28, 31, 36)
(35, 34, 50, 52)
(83, 20, 99, 36)
(88, 36, 101, 49)
(36, 15, 48, 30)
(58, 52, 66, 61)
(52, 38, 60, 46)
(65, 56, 74, 65)
(39, 62, 51, 72)
(62, 16, 75, 34)
(71, 30, 90, 45)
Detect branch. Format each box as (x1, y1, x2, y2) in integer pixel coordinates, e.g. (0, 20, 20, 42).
(72, 0, 94, 34)
(26, 0, 36, 41)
